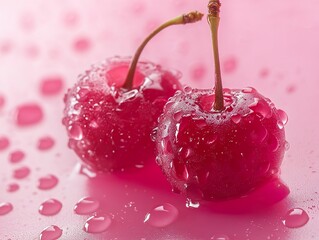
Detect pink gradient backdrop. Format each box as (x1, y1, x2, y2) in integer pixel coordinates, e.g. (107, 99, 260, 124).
(0, 0, 318, 239)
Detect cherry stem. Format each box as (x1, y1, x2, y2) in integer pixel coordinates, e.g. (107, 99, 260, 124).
(208, 0, 224, 111)
(122, 11, 204, 90)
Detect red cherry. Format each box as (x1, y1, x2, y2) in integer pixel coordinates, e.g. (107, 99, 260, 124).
(156, 1, 288, 200)
(63, 12, 203, 171)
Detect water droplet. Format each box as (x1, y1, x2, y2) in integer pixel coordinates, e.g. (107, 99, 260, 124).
(206, 134, 217, 145)
(249, 98, 272, 119)
(178, 147, 193, 159)
(39, 199, 62, 216)
(73, 37, 91, 53)
(15, 103, 43, 126)
(282, 208, 309, 228)
(89, 120, 99, 128)
(40, 76, 64, 96)
(277, 109, 288, 125)
(285, 141, 290, 151)
(74, 197, 100, 215)
(83, 214, 112, 233)
(144, 203, 179, 227)
(150, 128, 158, 142)
(242, 87, 256, 93)
(13, 166, 31, 179)
(173, 111, 183, 121)
(186, 198, 200, 208)
(9, 150, 25, 163)
(277, 121, 284, 129)
(0, 202, 13, 215)
(211, 235, 230, 240)
(39, 225, 63, 240)
(231, 114, 242, 124)
(37, 136, 55, 150)
(183, 86, 192, 93)
(268, 134, 279, 152)
(0, 136, 10, 151)
(38, 174, 59, 190)
(250, 124, 268, 144)
(68, 124, 83, 140)
(79, 164, 97, 178)
(7, 183, 20, 192)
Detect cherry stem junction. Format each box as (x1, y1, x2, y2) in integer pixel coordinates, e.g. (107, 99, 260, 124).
(123, 11, 204, 90)
(208, 0, 224, 111)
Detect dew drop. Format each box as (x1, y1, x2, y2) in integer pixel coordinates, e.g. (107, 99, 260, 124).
(89, 120, 99, 129)
(178, 147, 193, 159)
(74, 197, 100, 215)
(206, 134, 217, 145)
(277, 109, 288, 125)
(173, 111, 183, 121)
(211, 235, 230, 240)
(13, 166, 30, 179)
(0, 202, 13, 215)
(277, 121, 284, 129)
(15, 103, 43, 126)
(79, 164, 97, 178)
(250, 124, 268, 144)
(39, 199, 62, 216)
(38, 174, 59, 190)
(40, 76, 64, 96)
(9, 150, 25, 163)
(37, 136, 55, 150)
(231, 114, 242, 124)
(183, 86, 192, 94)
(68, 123, 83, 140)
(268, 134, 279, 152)
(282, 208, 309, 228)
(144, 203, 179, 227)
(7, 183, 20, 192)
(150, 127, 158, 142)
(83, 214, 112, 233)
(249, 98, 272, 119)
(186, 198, 200, 208)
(0, 136, 10, 151)
(242, 87, 256, 93)
(39, 225, 63, 240)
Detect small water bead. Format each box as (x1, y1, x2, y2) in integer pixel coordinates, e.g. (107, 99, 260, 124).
(79, 164, 97, 178)
(38, 174, 59, 190)
(73, 36, 91, 53)
(68, 123, 83, 140)
(277, 109, 288, 125)
(0, 136, 10, 151)
(13, 166, 30, 179)
(39, 199, 62, 216)
(183, 86, 192, 94)
(231, 114, 242, 124)
(186, 199, 200, 208)
(39, 225, 63, 240)
(7, 183, 20, 192)
(40, 76, 64, 96)
(242, 87, 256, 94)
(83, 214, 112, 233)
(74, 197, 100, 215)
(144, 203, 179, 227)
(211, 235, 230, 240)
(15, 103, 43, 126)
(9, 150, 25, 163)
(150, 128, 158, 142)
(249, 98, 272, 119)
(277, 121, 284, 129)
(282, 208, 309, 228)
(37, 136, 55, 150)
(173, 111, 183, 121)
(0, 202, 13, 215)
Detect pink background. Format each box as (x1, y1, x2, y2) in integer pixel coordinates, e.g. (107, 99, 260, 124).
(0, 0, 318, 239)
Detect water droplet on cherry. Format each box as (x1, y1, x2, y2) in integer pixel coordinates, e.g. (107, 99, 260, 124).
(144, 203, 179, 227)
(211, 235, 230, 240)
(37, 136, 55, 150)
(282, 208, 309, 228)
(0, 136, 10, 151)
(0, 202, 13, 215)
(39, 225, 63, 240)
(40, 76, 64, 96)
(186, 198, 200, 208)
(7, 183, 20, 192)
(38, 174, 59, 190)
(277, 109, 288, 125)
(74, 197, 100, 215)
(231, 114, 242, 124)
(15, 103, 43, 126)
(83, 214, 112, 233)
(39, 199, 62, 216)
(13, 166, 31, 179)
(68, 124, 83, 140)
(9, 150, 25, 163)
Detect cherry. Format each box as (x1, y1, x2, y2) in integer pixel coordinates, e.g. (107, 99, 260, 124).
(63, 11, 203, 171)
(155, 1, 288, 200)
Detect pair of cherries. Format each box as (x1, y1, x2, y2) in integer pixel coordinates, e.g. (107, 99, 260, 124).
(63, 1, 287, 201)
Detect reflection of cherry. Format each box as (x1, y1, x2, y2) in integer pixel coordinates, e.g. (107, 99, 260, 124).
(63, 12, 203, 171)
(156, 1, 288, 200)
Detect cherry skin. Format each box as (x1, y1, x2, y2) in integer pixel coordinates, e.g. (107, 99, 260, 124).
(63, 57, 182, 171)
(156, 87, 287, 200)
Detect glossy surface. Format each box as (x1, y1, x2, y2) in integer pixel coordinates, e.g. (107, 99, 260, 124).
(0, 0, 318, 239)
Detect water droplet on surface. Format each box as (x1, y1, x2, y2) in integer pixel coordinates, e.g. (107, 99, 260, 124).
(231, 114, 242, 124)
(40, 76, 64, 96)
(144, 203, 179, 227)
(9, 150, 25, 163)
(173, 111, 183, 121)
(285, 141, 290, 151)
(250, 124, 268, 144)
(249, 98, 272, 119)
(39, 225, 63, 240)
(0, 136, 10, 151)
(282, 208, 309, 228)
(68, 124, 83, 140)
(0, 202, 13, 215)
(79, 164, 97, 178)
(37, 136, 55, 150)
(83, 214, 112, 233)
(183, 86, 192, 93)
(38, 174, 59, 190)
(15, 103, 43, 126)
(39, 199, 62, 216)
(7, 183, 20, 192)
(242, 87, 256, 93)
(277, 121, 284, 129)
(277, 109, 288, 125)
(74, 197, 100, 215)
(73, 37, 91, 53)
(211, 234, 230, 240)
(13, 166, 30, 179)
(186, 199, 200, 208)
(150, 128, 158, 142)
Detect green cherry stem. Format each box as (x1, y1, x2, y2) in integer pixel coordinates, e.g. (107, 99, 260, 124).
(122, 11, 204, 90)
(208, 0, 224, 111)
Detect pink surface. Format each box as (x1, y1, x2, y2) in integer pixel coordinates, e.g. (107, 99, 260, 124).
(0, 0, 318, 239)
